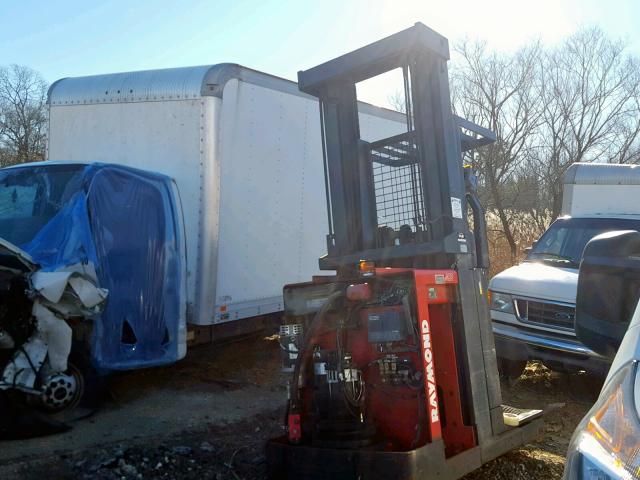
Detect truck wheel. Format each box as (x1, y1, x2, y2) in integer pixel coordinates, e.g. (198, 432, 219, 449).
(37, 362, 85, 413)
(31, 353, 106, 421)
(497, 357, 527, 381)
(67, 350, 108, 410)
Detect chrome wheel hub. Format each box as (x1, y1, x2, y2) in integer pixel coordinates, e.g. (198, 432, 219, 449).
(40, 370, 81, 411)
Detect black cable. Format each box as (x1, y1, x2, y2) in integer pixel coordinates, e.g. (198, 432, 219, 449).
(289, 291, 343, 411)
(18, 345, 39, 377)
(411, 390, 426, 449)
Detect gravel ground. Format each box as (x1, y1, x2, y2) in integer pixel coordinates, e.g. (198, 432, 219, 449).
(0, 335, 603, 479)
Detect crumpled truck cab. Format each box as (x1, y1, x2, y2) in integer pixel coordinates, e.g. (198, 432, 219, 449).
(0, 162, 186, 418)
(489, 163, 640, 378)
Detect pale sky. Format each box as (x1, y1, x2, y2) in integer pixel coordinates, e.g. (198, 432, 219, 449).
(1, 0, 639, 108)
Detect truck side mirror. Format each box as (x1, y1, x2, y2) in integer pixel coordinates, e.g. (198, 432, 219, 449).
(575, 230, 640, 358)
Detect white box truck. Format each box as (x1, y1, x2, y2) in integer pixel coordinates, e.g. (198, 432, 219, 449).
(46, 64, 408, 330)
(0, 62, 486, 419)
(0, 64, 409, 419)
(489, 162, 640, 378)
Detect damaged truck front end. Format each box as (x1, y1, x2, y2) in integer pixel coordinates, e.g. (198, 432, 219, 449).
(0, 239, 107, 414)
(0, 163, 186, 436)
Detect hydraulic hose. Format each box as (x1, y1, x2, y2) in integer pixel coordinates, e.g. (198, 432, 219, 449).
(289, 290, 344, 411)
(466, 190, 490, 269)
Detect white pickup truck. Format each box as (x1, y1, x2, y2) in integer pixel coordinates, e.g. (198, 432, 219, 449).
(489, 163, 640, 378)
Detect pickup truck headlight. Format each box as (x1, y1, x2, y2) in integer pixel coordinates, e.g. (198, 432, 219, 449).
(488, 291, 515, 314)
(564, 361, 640, 479)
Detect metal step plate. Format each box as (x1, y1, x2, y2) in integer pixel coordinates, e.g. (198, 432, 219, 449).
(502, 405, 543, 427)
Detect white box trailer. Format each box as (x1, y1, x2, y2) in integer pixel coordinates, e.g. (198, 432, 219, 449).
(47, 64, 407, 328)
(561, 162, 640, 217)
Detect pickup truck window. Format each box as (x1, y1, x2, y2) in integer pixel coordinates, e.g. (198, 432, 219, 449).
(527, 217, 640, 268)
(0, 164, 85, 247)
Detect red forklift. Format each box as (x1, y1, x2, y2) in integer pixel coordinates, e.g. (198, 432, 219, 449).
(267, 23, 542, 479)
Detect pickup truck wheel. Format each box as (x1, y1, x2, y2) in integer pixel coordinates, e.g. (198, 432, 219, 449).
(497, 357, 527, 381)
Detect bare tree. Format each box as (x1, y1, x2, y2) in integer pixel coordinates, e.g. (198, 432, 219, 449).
(452, 39, 543, 263)
(449, 27, 640, 268)
(0, 65, 48, 167)
(387, 90, 406, 113)
(534, 27, 640, 218)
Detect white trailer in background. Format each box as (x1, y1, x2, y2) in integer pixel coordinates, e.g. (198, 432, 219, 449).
(47, 64, 407, 337)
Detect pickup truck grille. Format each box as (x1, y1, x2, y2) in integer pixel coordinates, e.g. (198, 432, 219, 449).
(515, 299, 575, 330)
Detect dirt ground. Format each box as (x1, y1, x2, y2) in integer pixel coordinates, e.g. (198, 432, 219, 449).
(0, 334, 602, 479)
(464, 362, 602, 480)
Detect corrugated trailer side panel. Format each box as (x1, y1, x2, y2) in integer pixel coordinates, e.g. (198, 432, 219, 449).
(47, 98, 221, 326)
(214, 79, 406, 323)
(358, 108, 407, 143)
(214, 79, 325, 322)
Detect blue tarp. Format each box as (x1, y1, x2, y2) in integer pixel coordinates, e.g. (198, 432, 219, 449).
(13, 163, 184, 372)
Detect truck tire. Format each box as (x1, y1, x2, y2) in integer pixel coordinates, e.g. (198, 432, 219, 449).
(31, 350, 107, 422)
(68, 350, 108, 410)
(3, 354, 105, 438)
(36, 361, 85, 414)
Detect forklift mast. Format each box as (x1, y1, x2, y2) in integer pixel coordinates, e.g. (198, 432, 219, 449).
(298, 22, 494, 271)
(296, 19, 508, 448)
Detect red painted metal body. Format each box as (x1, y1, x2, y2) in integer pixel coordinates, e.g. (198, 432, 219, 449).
(287, 413, 302, 443)
(412, 269, 476, 456)
(294, 268, 476, 456)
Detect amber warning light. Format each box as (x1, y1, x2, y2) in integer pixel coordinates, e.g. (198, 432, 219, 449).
(359, 260, 375, 277)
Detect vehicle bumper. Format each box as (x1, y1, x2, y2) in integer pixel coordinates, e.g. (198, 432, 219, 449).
(492, 320, 611, 376)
